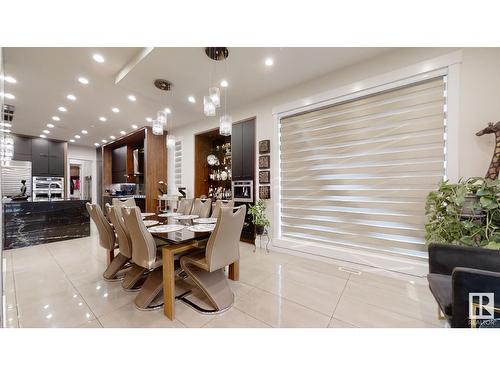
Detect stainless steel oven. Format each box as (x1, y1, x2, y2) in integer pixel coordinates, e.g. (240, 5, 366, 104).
(32, 176, 64, 200)
(232, 180, 253, 202)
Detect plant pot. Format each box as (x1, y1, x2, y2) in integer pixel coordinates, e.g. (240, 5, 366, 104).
(255, 225, 265, 235)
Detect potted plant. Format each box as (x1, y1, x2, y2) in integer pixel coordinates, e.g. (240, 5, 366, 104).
(248, 199, 270, 235)
(425, 177, 500, 249)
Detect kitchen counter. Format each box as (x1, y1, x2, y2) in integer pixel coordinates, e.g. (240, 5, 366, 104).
(3, 198, 91, 250)
(2, 197, 89, 204)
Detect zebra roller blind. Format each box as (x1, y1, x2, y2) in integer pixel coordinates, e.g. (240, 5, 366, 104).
(279, 77, 447, 257)
(174, 140, 182, 187)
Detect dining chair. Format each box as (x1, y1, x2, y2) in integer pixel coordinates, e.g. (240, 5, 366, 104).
(177, 198, 193, 215)
(191, 197, 212, 218)
(107, 204, 148, 291)
(86, 203, 129, 281)
(211, 200, 234, 218)
(121, 206, 167, 310)
(179, 205, 246, 313)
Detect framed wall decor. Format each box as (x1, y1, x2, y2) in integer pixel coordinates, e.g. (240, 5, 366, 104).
(259, 170, 270, 184)
(259, 155, 270, 169)
(259, 185, 271, 199)
(259, 139, 270, 154)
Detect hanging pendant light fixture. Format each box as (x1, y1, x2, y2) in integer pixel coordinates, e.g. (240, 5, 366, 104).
(219, 57, 232, 136)
(152, 119, 163, 135)
(203, 95, 216, 116)
(209, 87, 220, 108)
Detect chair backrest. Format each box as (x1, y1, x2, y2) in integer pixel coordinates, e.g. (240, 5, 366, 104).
(121, 206, 157, 269)
(205, 205, 246, 272)
(86, 203, 115, 251)
(211, 200, 234, 218)
(191, 198, 212, 218)
(107, 205, 132, 259)
(112, 197, 137, 208)
(177, 198, 193, 215)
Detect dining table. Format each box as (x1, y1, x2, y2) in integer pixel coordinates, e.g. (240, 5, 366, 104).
(144, 212, 240, 320)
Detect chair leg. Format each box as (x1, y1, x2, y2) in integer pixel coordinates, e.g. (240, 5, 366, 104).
(134, 267, 164, 311)
(103, 253, 130, 281)
(181, 259, 234, 312)
(122, 264, 148, 291)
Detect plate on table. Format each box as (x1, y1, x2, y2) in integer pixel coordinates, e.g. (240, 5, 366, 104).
(157, 212, 182, 218)
(148, 224, 185, 233)
(173, 214, 199, 220)
(187, 224, 216, 233)
(143, 220, 159, 227)
(141, 212, 155, 218)
(193, 218, 217, 224)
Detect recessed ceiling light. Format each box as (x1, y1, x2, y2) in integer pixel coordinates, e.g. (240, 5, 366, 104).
(69, 139, 75, 143)
(131, 124, 138, 129)
(46, 123, 55, 128)
(58, 106, 67, 112)
(78, 77, 89, 85)
(66, 94, 77, 101)
(128, 95, 136, 102)
(40, 134, 47, 138)
(94, 143, 100, 147)
(93, 54, 104, 63)
(188, 96, 196, 103)
(101, 139, 107, 143)
(112, 107, 120, 113)
(3, 76, 16, 84)
(265, 57, 274, 66)
(74, 135, 81, 139)
(120, 130, 126, 135)
(52, 116, 60, 121)
(43, 130, 50, 134)
(110, 135, 116, 140)
(81, 130, 88, 134)
(1, 93, 15, 99)
(220, 80, 228, 87)
(165, 108, 171, 114)
(99, 117, 106, 122)
(145, 117, 152, 122)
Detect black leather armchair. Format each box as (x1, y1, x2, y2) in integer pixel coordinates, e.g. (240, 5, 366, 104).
(427, 243, 500, 328)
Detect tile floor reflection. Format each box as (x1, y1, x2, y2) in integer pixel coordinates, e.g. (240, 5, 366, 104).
(3, 227, 442, 328)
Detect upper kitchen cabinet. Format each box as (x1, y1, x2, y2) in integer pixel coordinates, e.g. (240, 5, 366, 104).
(231, 118, 255, 180)
(31, 138, 66, 177)
(12, 134, 32, 162)
(112, 145, 128, 183)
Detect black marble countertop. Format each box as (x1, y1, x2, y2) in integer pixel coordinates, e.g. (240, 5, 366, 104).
(2, 198, 90, 205)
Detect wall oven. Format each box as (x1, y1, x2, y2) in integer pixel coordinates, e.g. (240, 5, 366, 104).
(32, 176, 64, 200)
(232, 180, 253, 202)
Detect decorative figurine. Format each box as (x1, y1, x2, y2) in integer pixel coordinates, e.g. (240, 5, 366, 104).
(476, 121, 500, 180)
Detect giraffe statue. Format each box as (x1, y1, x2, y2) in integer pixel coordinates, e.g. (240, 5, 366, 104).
(476, 121, 500, 180)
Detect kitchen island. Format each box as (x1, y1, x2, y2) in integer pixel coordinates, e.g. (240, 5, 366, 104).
(2, 198, 90, 250)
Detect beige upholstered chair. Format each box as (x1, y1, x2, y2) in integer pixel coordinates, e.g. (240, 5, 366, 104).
(191, 198, 212, 218)
(211, 200, 234, 218)
(86, 203, 129, 280)
(177, 198, 193, 215)
(180, 205, 246, 313)
(121, 206, 166, 310)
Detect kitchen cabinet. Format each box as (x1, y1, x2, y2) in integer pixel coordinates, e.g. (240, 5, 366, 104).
(12, 134, 32, 162)
(231, 118, 255, 180)
(31, 138, 65, 177)
(112, 145, 128, 183)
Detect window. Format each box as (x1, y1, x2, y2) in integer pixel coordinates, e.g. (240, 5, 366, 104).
(174, 139, 182, 187)
(279, 77, 447, 257)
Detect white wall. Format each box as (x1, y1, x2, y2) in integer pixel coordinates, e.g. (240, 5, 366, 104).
(67, 144, 97, 203)
(170, 47, 500, 272)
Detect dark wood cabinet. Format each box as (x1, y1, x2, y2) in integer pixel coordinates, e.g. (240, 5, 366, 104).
(231, 118, 255, 180)
(12, 134, 32, 162)
(31, 138, 65, 177)
(112, 145, 128, 183)
(31, 138, 49, 176)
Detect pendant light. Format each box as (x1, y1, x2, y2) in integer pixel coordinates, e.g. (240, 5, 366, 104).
(152, 119, 163, 135)
(219, 58, 232, 136)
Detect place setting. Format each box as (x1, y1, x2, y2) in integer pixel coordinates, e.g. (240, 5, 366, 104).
(147, 224, 185, 233)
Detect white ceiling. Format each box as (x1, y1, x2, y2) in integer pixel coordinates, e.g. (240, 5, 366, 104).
(3, 47, 392, 147)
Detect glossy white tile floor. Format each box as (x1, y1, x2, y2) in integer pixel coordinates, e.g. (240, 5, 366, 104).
(3, 229, 442, 328)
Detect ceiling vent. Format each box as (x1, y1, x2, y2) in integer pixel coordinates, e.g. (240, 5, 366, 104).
(2, 104, 14, 122)
(154, 79, 173, 91)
